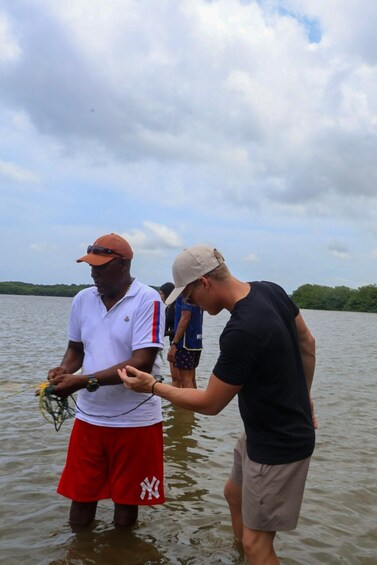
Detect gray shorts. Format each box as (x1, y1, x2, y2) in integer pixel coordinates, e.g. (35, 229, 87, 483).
(230, 433, 310, 532)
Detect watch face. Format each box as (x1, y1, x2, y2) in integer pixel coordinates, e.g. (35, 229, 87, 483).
(86, 377, 99, 392)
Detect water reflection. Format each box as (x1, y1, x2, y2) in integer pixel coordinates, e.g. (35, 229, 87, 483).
(48, 524, 165, 565)
(163, 404, 209, 506)
(164, 404, 200, 466)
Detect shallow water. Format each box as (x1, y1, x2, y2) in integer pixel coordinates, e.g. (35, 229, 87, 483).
(0, 295, 376, 564)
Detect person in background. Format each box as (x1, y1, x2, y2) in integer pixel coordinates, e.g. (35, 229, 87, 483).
(167, 292, 203, 389)
(43, 233, 165, 529)
(159, 281, 180, 386)
(118, 245, 317, 565)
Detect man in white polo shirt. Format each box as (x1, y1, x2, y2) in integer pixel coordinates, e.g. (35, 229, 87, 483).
(47, 233, 165, 528)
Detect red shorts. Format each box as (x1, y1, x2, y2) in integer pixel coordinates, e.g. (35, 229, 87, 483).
(57, 419, 165, 506)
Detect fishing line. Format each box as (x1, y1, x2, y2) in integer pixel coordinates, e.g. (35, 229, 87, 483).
(0, 383, 42, 400)
(71, 393, 154, 419)
(36, 375, 164, 431)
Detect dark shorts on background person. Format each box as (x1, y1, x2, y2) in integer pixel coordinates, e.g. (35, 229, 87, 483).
(230, 433, 310, 532)
(57, 419, 165, 506)
(174, 348, 201, 370)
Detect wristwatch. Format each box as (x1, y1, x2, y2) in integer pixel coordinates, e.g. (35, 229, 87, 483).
(86, 375, 99, 392)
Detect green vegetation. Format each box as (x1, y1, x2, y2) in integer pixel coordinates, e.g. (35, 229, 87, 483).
(0, 281, 159, 297)
(291, 284, 377, 313)
(1, 281, 377, 313)
(0, 281, 91, 297)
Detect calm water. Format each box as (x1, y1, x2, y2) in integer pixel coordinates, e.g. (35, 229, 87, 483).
(0, 294, 376, 564)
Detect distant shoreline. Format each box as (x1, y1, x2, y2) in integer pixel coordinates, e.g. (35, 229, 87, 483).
(0, 281, 158, 298)
(1, 281, 377, 313)
(0, 281, 91, 297)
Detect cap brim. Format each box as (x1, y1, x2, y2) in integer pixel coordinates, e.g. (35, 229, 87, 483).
(76, 254, 116, 266)
(165, 286, 185, 305)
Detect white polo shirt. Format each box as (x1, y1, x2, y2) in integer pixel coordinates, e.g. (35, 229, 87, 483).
(68, 278, 164, 427)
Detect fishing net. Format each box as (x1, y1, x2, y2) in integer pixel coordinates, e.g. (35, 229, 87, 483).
(36, 374, 164, 431)
(38, 383, 75, 431)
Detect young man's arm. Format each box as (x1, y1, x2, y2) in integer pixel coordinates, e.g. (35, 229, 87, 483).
(167, 309, 191, 362)
(295, 312, 317, 428)
(119, 366, 242, 415)
(295, 313, 315, 392)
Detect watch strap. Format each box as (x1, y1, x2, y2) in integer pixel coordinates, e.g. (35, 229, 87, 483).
(86, 375, 99, 392)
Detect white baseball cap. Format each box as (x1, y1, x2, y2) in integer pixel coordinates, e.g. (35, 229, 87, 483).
(165, 245, 225, 305)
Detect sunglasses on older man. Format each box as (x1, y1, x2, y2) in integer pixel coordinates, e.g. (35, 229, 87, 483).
(87, 245, 123, 258)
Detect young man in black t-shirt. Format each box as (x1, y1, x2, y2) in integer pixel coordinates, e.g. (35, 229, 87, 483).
(119, 245, 316, 565)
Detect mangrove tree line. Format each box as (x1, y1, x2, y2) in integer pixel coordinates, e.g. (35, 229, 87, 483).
(291, 284, 377, 313)
(1, 281, 377, 312)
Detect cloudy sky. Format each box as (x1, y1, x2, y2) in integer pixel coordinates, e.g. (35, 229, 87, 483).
(1, 0, 377, 292)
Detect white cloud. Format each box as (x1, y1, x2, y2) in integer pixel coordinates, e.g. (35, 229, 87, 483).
(0, 1, 376, 290)
(30, 242, 58, 253)
(244, 253, 258, 262)
(121, 222, 183, 255)
(0, 159, 38, 182)
(1, 0, 376, 215)
(143, 222, 184, 248)
(328, 242, 351, 260)
(0, 12, 21, 62)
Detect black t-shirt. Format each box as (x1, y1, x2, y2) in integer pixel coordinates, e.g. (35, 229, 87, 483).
(213, 281, 315, 465)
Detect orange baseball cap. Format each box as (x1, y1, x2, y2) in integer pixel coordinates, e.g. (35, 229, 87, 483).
(76, 233, 134, 266)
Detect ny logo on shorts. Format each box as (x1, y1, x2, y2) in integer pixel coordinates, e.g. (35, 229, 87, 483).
(140, 476, 160, 500)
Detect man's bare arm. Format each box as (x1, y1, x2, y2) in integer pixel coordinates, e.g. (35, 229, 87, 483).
(119, 366, 242, 415)
(295, 313, 316, 392)
(48, 347, 160, 397)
